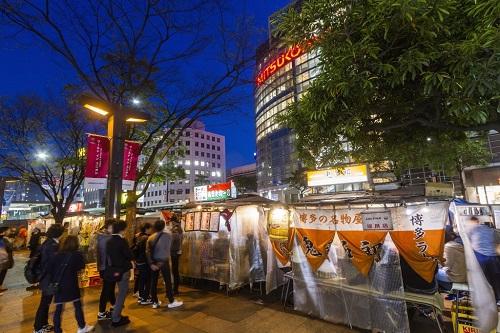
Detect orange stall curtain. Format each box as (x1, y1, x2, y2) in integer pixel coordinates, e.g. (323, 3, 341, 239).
(337, 230, 389, 276)
(295, 228, 336, 271)
(390, 203, 448, 283)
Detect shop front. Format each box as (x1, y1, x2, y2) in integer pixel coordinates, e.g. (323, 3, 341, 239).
(464, 164, 500, 204)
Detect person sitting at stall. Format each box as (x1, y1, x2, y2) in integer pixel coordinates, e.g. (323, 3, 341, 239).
(436, 233, 467, 292)
(467, 216, 500, 302)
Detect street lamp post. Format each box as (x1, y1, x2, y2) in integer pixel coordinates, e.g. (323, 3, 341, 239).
(80, 95, 150, 220)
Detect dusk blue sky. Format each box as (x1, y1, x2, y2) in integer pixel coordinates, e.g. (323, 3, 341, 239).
(0, 0, 290, 171)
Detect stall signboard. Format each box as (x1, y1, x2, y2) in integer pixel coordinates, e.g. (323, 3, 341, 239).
(425, 182, 454, 197)
(122, 140, 141, 191)
(492, 205, 500, 229)
(68, 202, 83, 213)
(194, 181, 237, 202)
(307, 165, 368, 187)
(268, 208, 290, 240)
(84, 134, 110, 189)
(361, 210, 393, 231)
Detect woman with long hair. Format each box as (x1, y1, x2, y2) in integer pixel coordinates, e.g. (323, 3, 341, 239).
(47, 235, 94, 333)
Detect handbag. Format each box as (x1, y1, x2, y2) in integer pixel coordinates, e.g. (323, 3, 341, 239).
(45, 254, 72, 296)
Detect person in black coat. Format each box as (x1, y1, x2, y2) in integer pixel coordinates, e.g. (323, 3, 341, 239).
(33, 223, 64, 333)
(48, 235, 94, 333)
(132, 222, 153, 304)
(105, 220, 133, 327)
(28, 227, 42, 258)
(0, 227, 14, 294)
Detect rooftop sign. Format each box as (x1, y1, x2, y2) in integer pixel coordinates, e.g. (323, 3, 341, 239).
(256, 45, 304, 86)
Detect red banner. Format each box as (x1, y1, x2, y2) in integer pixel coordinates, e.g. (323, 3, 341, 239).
(84, 134, 110, 189)
(122, 140, 141, 191)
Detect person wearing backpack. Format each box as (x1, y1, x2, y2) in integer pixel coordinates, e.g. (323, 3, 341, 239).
(33, 223, 65, 333)
(46, 235, 94, 333)
(146, 219, 183, 309)
(105, 220, 133, 327)
(132, 222, 153, 305)
(29, 227, 42, 258)
(96, 219, 115, 321)
(0, 226, 14, 295)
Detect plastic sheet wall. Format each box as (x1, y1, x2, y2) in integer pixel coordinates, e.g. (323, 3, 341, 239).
(290, 202, 449, 332)
(180, 205, 282, 290)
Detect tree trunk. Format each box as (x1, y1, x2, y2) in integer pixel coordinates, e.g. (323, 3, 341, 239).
(125, 191, 138, 244)
(456, 164, 467, 200)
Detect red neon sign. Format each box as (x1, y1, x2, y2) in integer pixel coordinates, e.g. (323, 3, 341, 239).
(256, 45, 304, 86)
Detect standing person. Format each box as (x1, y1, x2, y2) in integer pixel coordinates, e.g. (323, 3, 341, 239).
(29, 228, 42, 258)
(0, 227, 14, 295)
(147, 219, 183, 309)
(47, 235, 94, 333)
(467, 216, 500, 302)
(106, 221, 133, 327)
(33, 223, 65, 333)
(170, 215, 183, 295)
(96, 220, 115, 321)
(132, 222, 153, 305)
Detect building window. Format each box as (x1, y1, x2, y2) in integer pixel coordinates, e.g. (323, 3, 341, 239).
(201, 152, 205, 157)
(194, 160, 199, 166)
(201, 143, 205, 148)
(185, 169, 191, 175)
(186, 150, 190, 155)
(212, 137, 216, 142)
(216, 171, 221, 177)
(185, 189, 190, 194)
(178, 160, 183, 165)
(195, 151, 199, 156)
(201, 161, 205, 166)
(217, 138, 220, 142)
(207, 135, 210, 140)
(212, 153, 215, 158)
(211, 171, 216, 176)
(212, 162, 215, 167)
(217, 147, 220, 151)
(195, 170, 199, 175)
(176, 189, 183, 195)
(195, 133, 199, 138)
(217, 155, 220, 160)
(155, 190, 158, 196)
(185, 180, 190, 184)
(201, 134, 204, 139)
(170, 199, 174, 203)
(170, 181, 175, 185)
(185, 141, 190, 146)
(186, 131, 190, 137)
(169, 189, 175, 194)
(200, 170, 205, 175)
(217, 163, 221, 168)
(195, 142, 199, 147)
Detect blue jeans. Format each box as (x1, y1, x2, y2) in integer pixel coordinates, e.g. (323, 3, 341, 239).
(53, 300, 85, 333)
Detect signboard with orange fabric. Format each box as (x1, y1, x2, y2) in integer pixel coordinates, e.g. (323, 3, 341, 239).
(294, 228, 336, 271)
(337, 230, 388, 276)
(270, 229, 295, 266)
(389, 202, 448, 283)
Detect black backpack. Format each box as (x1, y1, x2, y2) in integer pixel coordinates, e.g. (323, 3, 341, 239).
(24, 250, 42, 284)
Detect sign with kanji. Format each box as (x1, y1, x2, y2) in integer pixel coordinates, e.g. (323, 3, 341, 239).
(307, 164, 368, 187)
(295, 228, 336, 271)
(389, 202, 448, 282)
(194, 181, 237, 202)
(361, 210, 393, 231)
(337, 231, 388, 275)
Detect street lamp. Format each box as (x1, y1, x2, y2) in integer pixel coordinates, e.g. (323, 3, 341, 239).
(79, 94, 150, 219)
(36, 151, 49, 160)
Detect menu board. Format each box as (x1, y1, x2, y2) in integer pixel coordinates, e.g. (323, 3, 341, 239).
(193, 211, 202, 231)
(200, 212, 211, 231)
(209, 212, 221, 232)
(184, 213, 194, 232)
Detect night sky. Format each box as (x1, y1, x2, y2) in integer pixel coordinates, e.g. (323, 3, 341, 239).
(0, 0, 290, 171)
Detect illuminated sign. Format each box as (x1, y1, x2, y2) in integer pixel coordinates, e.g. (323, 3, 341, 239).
(256, 45, 304, 86)
(194, 181, 237, 202)
(307, 165, 369, 187)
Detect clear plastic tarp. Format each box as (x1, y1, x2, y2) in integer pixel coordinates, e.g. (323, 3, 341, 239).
(180, 205, 281, 290)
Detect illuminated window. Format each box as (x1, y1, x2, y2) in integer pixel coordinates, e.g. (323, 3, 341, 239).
(194, 160, 199, 166)
(185, 160, 191, 166)
(201, 161, 205, 167)
(185, 170, 191, 175)
(211, 171, 216, 177)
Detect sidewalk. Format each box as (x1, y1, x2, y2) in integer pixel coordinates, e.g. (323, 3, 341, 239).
(0, 252, 448, 333)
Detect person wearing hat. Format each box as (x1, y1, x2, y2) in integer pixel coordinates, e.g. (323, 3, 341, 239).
(0, 226, 14, 295)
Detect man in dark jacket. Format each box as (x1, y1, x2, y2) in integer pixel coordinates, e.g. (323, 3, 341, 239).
(33, 223, 65, 333)
(106, 220, 133, 327)
(133, 222, 153, 304)
(0, 226, 14, 294)
(96, 219, 115, 320)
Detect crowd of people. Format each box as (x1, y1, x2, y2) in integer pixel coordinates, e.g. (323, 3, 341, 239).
(0, 215, 185, 333)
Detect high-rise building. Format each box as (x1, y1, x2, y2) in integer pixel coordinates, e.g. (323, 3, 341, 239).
(255, 2, 320, 203)
(140, 120, 226, 208)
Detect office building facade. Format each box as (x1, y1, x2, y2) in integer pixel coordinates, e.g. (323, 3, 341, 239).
(140, 120, 226, 208)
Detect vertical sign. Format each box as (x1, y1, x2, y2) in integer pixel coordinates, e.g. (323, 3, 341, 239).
(84, 134, 110, 189)
(122, 140, 141, 191)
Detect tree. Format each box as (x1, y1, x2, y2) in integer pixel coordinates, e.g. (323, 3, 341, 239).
(274, 0, 499, 173)
(285, 167, 308, 199)
(232, 175, 257, 194)
(1, 0, 255, 225)
(194, 174, 210, 187)
(0, 96, 89, 223)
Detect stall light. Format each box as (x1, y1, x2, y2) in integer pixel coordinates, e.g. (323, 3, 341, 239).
(270, 207, 287, 220)
(196, 205, 202, 210)
(83, 103, 109, 116)
(126, 117, 148, 123)
(405, 208, 412, 215)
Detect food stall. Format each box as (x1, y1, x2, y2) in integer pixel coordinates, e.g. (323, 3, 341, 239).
(179, 195, 285, 291)
(269, 196, 453, 333)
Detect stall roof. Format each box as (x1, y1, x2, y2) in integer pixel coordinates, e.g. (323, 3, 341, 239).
(184, 194, 281, 209)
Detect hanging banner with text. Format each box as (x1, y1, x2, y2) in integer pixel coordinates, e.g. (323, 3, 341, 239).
(122, 140, 141, 191)
(84, 134, 110, 189)
(389, 202, 448, 283)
